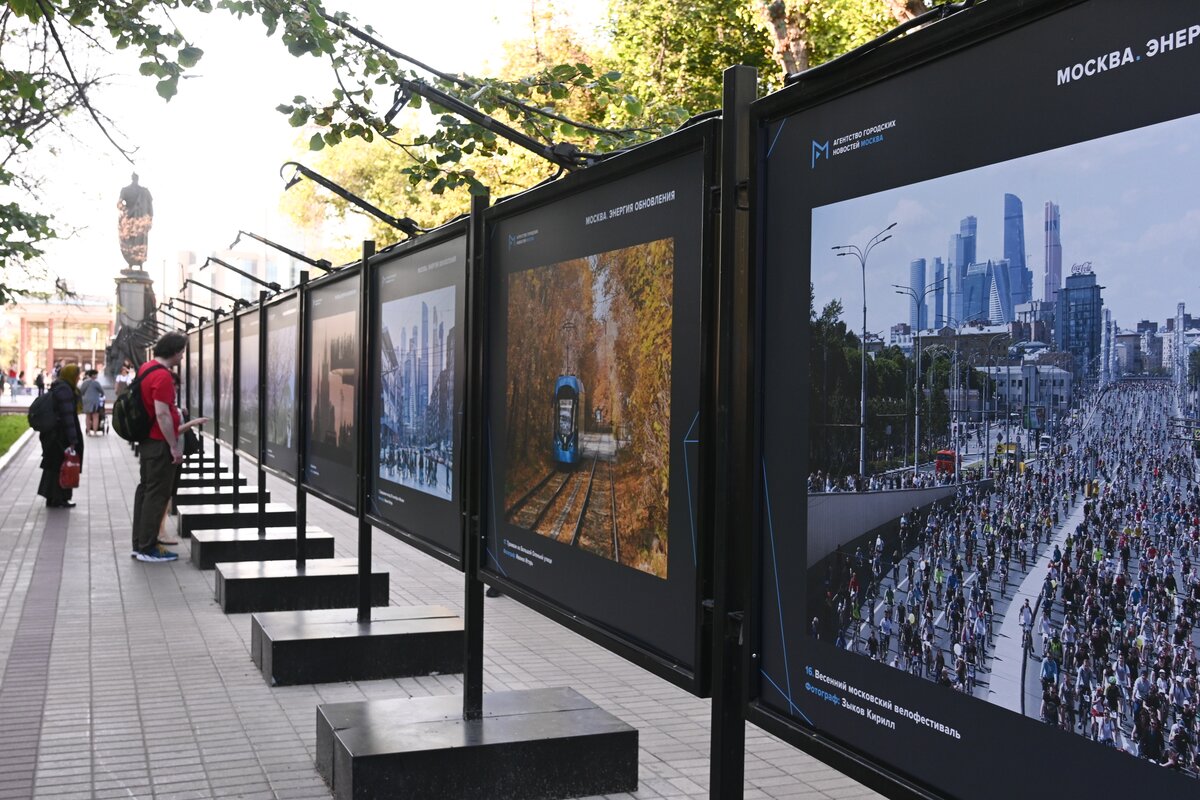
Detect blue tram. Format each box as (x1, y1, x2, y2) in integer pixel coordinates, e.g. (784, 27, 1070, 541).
(553, 375, 584, 468)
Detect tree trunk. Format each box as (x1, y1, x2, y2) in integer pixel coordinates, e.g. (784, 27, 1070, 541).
(882, 0, 928, 23)
(757, 0, 809, 78)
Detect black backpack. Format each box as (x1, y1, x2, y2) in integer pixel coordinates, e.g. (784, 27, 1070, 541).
(27, 392, 57, 432)
(112, 363, 167, 442)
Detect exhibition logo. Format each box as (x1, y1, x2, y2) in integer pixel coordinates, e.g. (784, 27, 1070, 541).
(810, 119, 897, 168)
(508, 229, 539, 250)
(811, 140, 829, 168)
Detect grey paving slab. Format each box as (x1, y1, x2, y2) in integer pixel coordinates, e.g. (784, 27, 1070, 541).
(0, 428, 881, 799)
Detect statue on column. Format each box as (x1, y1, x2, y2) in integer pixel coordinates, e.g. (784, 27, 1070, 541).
(117, 173, 154, 269)
(108, 172, 159, 382)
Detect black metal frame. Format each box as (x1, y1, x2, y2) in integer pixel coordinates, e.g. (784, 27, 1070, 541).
(476, 120, 720, 695)
(233, 302, 263, 464)
(461, 191, 490, 718)
(210, 312, 223, 483)
(298, 262, 364, 517)
(741, 1, 1086, 798)
(361, 217, 470, 571)
(708, 64, 756, 798)
(294, 270, 311, 565)
(214, 314, 235, 453)
(258, 288, 303, 485)
(355, 241, 376, 622)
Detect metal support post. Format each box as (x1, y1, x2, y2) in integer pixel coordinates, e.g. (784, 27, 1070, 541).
(462, 190, 490, 721)
(356, 242, 376, 623)
(710, 64, 756, 800)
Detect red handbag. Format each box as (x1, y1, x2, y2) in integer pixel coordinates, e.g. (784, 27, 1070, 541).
(59, 448, 81, 489)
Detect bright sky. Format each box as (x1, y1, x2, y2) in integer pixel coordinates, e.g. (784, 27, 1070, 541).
(811, 110, 1200, 334)
(22, 1, 606, 299)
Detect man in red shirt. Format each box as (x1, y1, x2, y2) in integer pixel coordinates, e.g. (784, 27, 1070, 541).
(131, 332, 207, 562)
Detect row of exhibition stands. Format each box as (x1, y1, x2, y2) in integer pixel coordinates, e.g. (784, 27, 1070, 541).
(144, 2, 1200, 799)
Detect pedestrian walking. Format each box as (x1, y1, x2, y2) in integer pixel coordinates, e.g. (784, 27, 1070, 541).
(80, 369, 105, 435)
(34, 370, 44, 396)
(37, 364, 82, 509)
(130, 332, 208, 563)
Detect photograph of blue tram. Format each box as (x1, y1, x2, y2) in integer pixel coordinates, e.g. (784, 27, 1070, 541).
(553, 375, 584, 468)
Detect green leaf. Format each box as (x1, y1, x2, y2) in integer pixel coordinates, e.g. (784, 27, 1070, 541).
(156, 77, 178, 101)
(178, 46, 204, 68)
(139, 62, 159, 77)
(308, 133, 325, 151)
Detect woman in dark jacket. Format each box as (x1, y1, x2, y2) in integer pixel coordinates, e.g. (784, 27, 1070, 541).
(38, 364, 83, 508)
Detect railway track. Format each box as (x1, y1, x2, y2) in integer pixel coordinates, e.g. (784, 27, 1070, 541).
(506, 470, 571, 530)
(507, 458, 620, 564)
(572, 458, 619, 561)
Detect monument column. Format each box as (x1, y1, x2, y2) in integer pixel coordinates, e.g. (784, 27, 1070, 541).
(106, 173, 157, 384)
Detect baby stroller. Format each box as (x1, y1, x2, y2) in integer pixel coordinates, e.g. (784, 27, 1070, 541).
(97, 401, 109, 435)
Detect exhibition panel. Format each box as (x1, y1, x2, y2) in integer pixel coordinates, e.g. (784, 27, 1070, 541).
(186, 329, 199, 415)
(750, 0, 1200, 796)
(367, 222, 468, 568)
(482, 122, 717, 692)
(237, 306, 261, 460)
(263, 293, 300, 480)
(217, 316, 235, 446)
(200, 322, 215, 427)
(304, 269, 361, 511)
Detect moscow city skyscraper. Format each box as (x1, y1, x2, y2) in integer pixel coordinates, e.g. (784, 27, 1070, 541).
(1003, 193, 1033, 307)
(909, 258, 927, 329)
(1044, 201, 1062, 303)
(946, 215, 976, 324)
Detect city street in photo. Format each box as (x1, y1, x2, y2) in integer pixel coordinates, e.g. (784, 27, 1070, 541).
(379, 286, 455, 500)
(804, 110, 1200, 775)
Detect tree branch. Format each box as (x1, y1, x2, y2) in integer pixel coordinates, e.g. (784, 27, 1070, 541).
(34, 0, 136, 164)
(317, 10, 653, 137)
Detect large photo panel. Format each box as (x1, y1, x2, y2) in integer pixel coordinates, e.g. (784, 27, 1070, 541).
(237, 308, 260, 459)
(264, 295, 299, 478)
(486, 133, 710, 681)
(369, 231, 467, 565)
(755, 0, 1200, 796)
(217, 317, 234, 445)
(305, 272, 360, 508)
(200, 324, 214, 433)
(186, 329, 199, 416)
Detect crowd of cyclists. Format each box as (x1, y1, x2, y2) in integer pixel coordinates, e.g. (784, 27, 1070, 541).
(814, 380, 1200, 777)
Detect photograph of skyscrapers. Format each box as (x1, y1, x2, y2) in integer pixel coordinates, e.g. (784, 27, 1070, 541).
(801, 111, 1200, 772)
(309, 310, 357, 452)
(378, 286, 455, 500)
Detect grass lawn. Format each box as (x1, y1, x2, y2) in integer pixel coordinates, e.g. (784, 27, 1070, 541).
(0, 414, 30, 459)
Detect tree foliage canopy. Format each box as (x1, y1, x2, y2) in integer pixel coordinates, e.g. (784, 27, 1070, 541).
(2, 0, 951, 299)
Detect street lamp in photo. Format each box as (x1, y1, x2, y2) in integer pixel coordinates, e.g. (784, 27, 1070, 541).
(894, 277, 947, 476)
(833, 221, 896, 480)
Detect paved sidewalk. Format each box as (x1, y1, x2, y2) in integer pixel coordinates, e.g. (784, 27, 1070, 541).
(0, 429, 880, 799)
